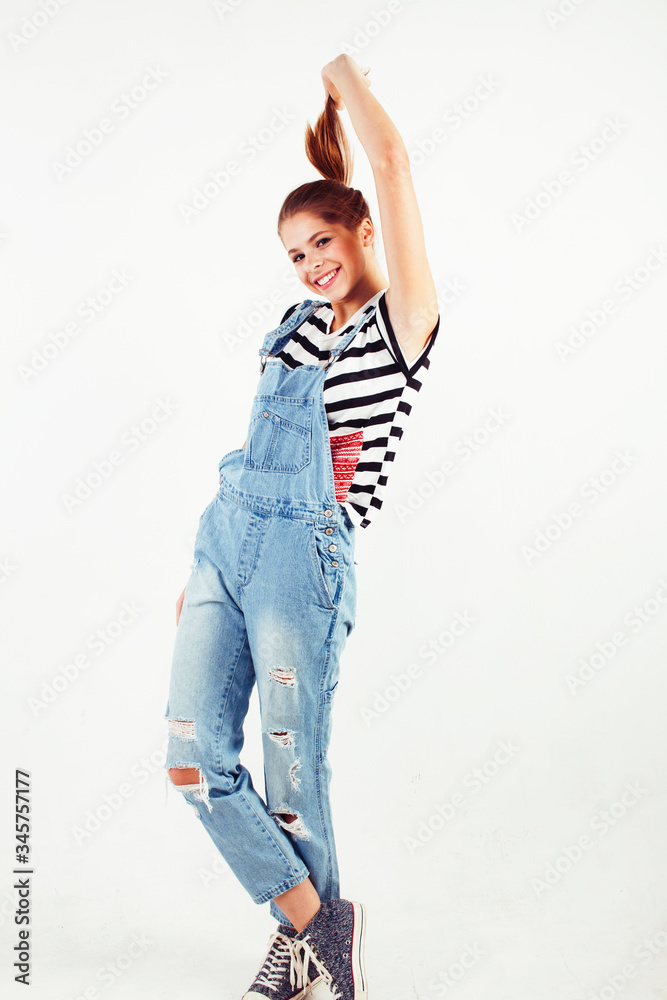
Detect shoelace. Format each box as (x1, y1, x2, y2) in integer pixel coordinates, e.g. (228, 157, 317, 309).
(253, 932, 308, 992)
(293, 935, 342, 1000)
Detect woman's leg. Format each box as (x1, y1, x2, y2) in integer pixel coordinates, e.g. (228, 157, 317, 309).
(242, 513, 357, 925)
(164, 499, 311, 905)
(273, 878, 321, 932)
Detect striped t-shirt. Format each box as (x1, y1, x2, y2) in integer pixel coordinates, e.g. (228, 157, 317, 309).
(274, 287, 439, 529)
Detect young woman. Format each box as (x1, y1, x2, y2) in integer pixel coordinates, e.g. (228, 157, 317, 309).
(165, 53, 440, 1000)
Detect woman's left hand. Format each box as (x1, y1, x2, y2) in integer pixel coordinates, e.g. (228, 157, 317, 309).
(321, 54, 371, 111)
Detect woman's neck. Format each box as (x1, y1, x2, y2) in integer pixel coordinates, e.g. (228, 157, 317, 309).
(329, 275, 387, 332)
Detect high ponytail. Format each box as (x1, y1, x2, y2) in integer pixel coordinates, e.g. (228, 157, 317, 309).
(277, 94, 372, 236)
(305, 94, 354, 186)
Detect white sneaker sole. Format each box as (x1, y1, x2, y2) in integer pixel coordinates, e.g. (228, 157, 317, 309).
(350, 901, 368, 999)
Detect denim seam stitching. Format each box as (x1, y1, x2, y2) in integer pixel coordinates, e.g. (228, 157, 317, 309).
(213, 631, 252, 779)
(314, 613, 338, 897)
(235, 512, 269, 607)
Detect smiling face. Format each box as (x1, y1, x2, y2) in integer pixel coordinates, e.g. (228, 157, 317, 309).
(280, 211, 374, 300)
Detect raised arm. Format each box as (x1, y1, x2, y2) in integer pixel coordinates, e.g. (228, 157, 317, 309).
(321, 54, 439, 362)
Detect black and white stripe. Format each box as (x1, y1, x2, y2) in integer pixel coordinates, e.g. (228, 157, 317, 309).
(275, 288, 439, 529)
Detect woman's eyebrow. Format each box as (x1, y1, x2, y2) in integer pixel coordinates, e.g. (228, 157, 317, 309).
(287, 231, 329, 255)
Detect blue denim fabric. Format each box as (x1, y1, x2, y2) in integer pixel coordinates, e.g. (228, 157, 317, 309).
(165, 299, 375, 925)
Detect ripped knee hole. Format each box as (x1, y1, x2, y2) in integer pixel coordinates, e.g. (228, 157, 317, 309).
(168, 767, 202, 786)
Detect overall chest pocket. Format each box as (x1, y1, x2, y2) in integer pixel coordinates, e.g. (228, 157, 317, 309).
(243, 394, 313, 473)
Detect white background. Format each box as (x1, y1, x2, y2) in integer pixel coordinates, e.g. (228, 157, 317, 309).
(2, 0, 667, 998)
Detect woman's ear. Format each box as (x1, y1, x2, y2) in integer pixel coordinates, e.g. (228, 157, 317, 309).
(359, 218, 375, 248)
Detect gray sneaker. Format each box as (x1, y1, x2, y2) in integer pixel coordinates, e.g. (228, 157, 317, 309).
(294, 899, 368, 1000)
(242, 924, 322, 999)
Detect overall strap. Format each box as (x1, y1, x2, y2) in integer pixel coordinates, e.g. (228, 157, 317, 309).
(259, 299, 321, 366)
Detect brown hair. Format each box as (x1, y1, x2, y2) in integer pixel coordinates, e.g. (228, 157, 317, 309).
(277, 95, 373, 237)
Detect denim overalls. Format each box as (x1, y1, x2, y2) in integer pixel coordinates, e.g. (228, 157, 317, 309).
(165, 299, 373, 925)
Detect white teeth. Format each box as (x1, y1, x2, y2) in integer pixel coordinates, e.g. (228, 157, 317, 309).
(316, 268, 338, 285)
